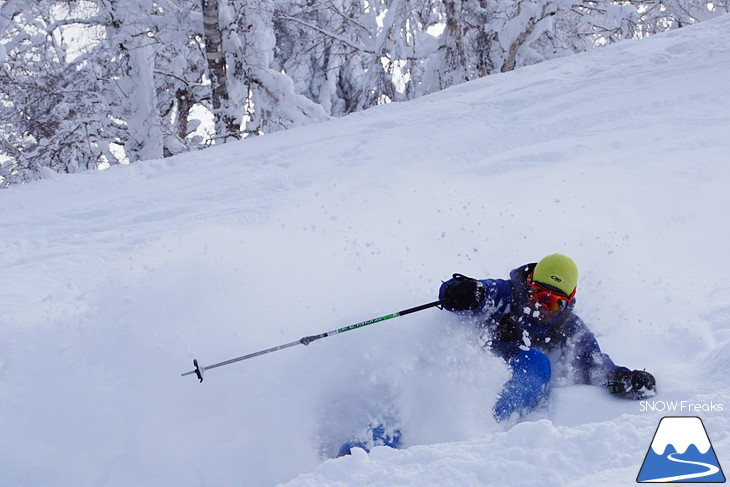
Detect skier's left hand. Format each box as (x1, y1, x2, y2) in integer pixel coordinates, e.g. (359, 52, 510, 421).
(607, 368, 656, 399)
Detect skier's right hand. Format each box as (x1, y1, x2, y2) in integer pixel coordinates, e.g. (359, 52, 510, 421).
(440, 273, 486, 310)
(607, 368, 656, 399)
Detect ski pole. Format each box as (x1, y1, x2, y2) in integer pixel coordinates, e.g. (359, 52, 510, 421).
(182, 298, 448, 382)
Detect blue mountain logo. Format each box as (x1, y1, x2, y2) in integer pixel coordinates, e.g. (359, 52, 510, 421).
(637, 416, 725, 483)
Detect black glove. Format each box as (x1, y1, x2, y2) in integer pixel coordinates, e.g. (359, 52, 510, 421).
(441, 273, 486, 310)
(607, 368, 656, 399)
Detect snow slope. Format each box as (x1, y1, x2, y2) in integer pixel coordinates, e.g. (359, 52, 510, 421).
(2, 14, 730, 487)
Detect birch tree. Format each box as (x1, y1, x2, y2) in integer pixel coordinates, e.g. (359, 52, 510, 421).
(201, 0, 242, 141)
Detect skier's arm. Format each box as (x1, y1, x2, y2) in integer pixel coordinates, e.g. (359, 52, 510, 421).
(439, 275, 512, 315)
(570, 320, 656, 398)
(572, 329, 619, 386)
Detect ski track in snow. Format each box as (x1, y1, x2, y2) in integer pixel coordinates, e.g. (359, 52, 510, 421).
(2, 13, 730, 487)
(645, 453, 721, 482)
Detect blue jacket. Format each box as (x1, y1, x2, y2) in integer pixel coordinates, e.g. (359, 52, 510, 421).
(439, 263, 620, 386)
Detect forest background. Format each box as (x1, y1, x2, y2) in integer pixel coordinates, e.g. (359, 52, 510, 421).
(0, 0, 726, 186)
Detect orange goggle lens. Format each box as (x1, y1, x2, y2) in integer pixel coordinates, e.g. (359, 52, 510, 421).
(527, 278, 575, 312)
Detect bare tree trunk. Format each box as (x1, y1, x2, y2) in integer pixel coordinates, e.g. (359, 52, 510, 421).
(443, 0, 469, 82)
(175, 87, 194, 141)
(201, 0, 240, 141)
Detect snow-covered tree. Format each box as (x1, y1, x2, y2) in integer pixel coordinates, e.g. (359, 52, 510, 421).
(151, 0, 208, 156)
(636, 0, 726, 35)
(274, 0, 440, 114)
(101, 0, 166, 161)
(197, 0, 328, 139)
(1, 0, 724, 187)
(228, 0, 328, 135)
(0, 0, 122, 183)
(417, 0, 495, 93)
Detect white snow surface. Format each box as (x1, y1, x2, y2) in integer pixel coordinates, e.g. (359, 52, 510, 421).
(3, 14, 730, 487)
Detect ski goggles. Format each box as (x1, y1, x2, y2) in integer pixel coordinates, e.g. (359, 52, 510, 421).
(527, 274, 575, 312)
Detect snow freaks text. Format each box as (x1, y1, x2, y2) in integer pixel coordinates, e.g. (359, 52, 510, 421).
(640, 401, 724, 413)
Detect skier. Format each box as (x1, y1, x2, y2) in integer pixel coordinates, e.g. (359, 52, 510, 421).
(439, 253, 657, 421)
(337, 253, 656, 455)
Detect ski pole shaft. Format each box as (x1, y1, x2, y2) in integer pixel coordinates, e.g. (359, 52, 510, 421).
(182, 298, 447, 382)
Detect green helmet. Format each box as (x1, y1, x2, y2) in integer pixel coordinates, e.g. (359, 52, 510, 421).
(532, 254, 578, 296)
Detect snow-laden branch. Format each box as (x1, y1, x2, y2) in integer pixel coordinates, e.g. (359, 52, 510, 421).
(276, 14, 377, 55)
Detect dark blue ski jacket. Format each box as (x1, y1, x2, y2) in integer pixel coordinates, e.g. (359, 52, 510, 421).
(439, 263, 620, 385)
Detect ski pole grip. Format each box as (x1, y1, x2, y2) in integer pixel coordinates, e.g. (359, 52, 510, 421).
(300, 334, 322, 346)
